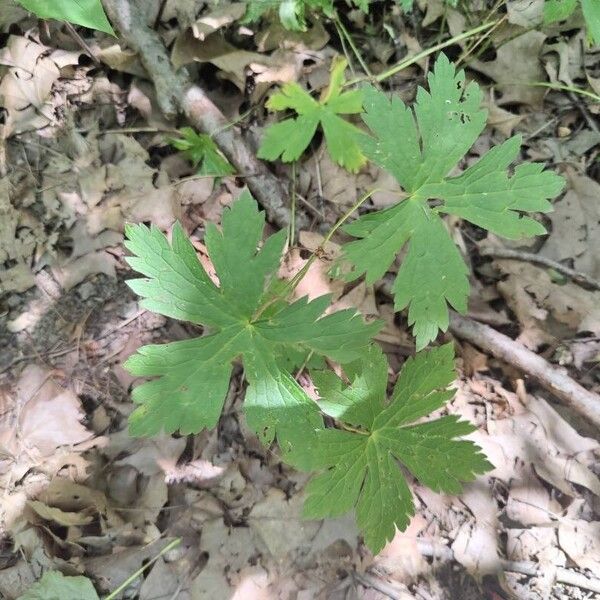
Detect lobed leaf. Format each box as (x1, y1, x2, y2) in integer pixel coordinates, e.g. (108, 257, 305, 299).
(258, 57, 366, 171)
(125, 191, 380, 447)
(16, 0, 114, 34)
(343, 53, 564, 349)
(298, 344, 492, 554)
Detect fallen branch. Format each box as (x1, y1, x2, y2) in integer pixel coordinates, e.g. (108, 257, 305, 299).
(481, 246, 600, 291)
(101, 0, 302, 230)
(449, 312, 600, 428)
(417, 540, 600, 595)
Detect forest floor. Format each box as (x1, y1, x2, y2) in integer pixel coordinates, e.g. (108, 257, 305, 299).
(1, 1, 600, 599)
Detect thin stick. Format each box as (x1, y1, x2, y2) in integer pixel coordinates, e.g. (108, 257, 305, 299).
(481, 247, 600, 290)
(102, 0, 302, 231)
(335, 18, 373, 79)
(104, 538, 181, 600)
(448, 312, 600, 428)
(64, 22, 100, 65)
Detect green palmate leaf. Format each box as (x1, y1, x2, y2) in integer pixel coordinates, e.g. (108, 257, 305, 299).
(581, 0, 600, 45)
(544, 0, 600, 45)
(258, 57, 366, 171)
(543, 0, 578, 23)
(124, 191, 380, 460)
(169, 127, 234, 178)
(296, 344, 491, 554)
(18, 571, 99, 600)
(343, 53, 564, 349)
(16, 0, 115, 35)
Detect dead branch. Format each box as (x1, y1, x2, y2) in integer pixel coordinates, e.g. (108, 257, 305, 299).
(449, 312, 600, 429)
(417, 540, 600, 594)
(481, 246, 600, 291)
(101, 0, 303, 231)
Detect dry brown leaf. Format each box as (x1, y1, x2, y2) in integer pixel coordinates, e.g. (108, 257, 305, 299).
(483, 90, 524, 137)
(373, 515, 428, 582)
(451, 483, 501, 579)
(495, 259, 600, 345)
(256, 19, 329, 52)
(506, 0, 543, 27)
(540, 169, 600, 281)
(51, 250, 117, 290)
(0, 366, 99, 532)
(27, 499, 94, 526)
(247, 488, 359, 564)
(97, 44, 147, 77)
(0, 36, 59, 137)
(191, 2, 247, 40)
(280, 247, 344, 303)
(558, 520, 600, 572)
(171, 32, 273, 90)
(470, 31, 547, 107)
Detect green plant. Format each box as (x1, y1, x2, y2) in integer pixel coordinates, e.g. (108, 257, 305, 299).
(244, 0, 368, 31)
(342, 54, 564, 349)
(169, 127, 234, 178)
(15, 0, 115, 35)
(124, 193, 380, 459)
(122, 52, 566, 552)
(18, 571, 99, 600)
(124, 192, 490, 553)
(258, 57, 366, 172)
(296, 343, 491, 552)
(544, 0, 600, 45)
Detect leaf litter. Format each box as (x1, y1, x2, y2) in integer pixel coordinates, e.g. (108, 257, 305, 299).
(1, 2, 600, 599)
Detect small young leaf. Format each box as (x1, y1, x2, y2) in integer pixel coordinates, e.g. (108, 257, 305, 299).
(169, 127, 234, 177)
(244, 0, 341, 30)
(343, 54, 564, 349)
(296, 344, 491, 554)
(16, 0, 115, 35)
(258, 57, 366, 171)
(18, 571, 99, 600)
(124, 191, 380, 461)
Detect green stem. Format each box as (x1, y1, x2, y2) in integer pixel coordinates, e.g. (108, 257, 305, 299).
(335, 17, 373, 79)
(103, 538, 181, 600)
(286, 187, 381, 294)
(505, 81, 600, 103)
(252, 188, 380, 323)
(289, 161, 297, 248)
(344, 20, 498, 87)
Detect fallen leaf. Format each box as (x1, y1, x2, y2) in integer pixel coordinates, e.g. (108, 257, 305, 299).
(470, 31, 547, 106)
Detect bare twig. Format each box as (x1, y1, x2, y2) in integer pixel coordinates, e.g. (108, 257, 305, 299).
(353, 572, 413, 599)
(416, 540, 600, 594)
(101, 0, 302, 231)
(64, 22, 100, 65)
(482, 246, 600, 291)
(448, 312, 600, 428)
